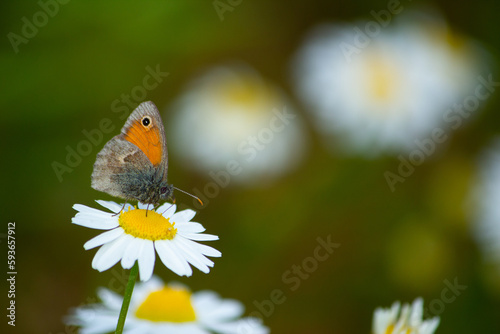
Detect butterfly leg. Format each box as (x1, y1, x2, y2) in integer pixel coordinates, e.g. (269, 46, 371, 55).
(112, 201, 127, 216)
(161, 202, 175, 215)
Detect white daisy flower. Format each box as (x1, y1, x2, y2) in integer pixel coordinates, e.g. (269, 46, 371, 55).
(66, 276, 269, 334)
(292, 10, 487, 156)
(470, 138, 500, 269)
(71, 200, 221, 281)
(168, 63, 307, 185)
(373, 298, 439, 334)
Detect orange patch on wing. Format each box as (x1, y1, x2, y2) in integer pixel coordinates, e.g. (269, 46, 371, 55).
(124, 120, 163, 166)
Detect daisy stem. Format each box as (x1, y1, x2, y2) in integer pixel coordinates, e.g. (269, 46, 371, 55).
(115, 262, 139, 334)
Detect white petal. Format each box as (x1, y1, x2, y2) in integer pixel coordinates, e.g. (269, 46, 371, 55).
(421, 317, 440, 334)
(123, 203, 135, 211)
(155, 240, 192, 276)
(137, 202, 151, 210)
(159, 203, 177, 218)
(92, 234, 132, 271)
(95, 200, 123, 213)
(72, 205, 119, 230)
(171, 209, 196, 222)
(72, 216, 119, 230)
(96, 288, 123, 311)
(67, 309, 118, 334)
(409, 298, 424, 326)
(153, 323, 209, 334)
(73, 204, 113, 218)
(194, 291, 244, 320)
(193, 291, 218, 308)
(121, 237, 143, 269)
(122, 326, 148, 334)
(73, 204, 106, 215)
(136, 276, 164, 295)
(73, 219, 119, 230)
(176, 221, 206, 233)
(84, 228, 124, 250)
(156, 202, 175, 214)
(122, 327, 139, 334)
(394, 304, 411, 332)
(207, 299, 244, 320)
(183, 238, 222, 257)
(177, 238, 215, 267)
(137, 240, 155, 281)
(373, 301, 401, 334)
(171, 238, 211, 273)
(122, 320, 151, 334)
(179, 232, 219, 241)
(79, 318, 117, 334)
(208, 318, 270, 334)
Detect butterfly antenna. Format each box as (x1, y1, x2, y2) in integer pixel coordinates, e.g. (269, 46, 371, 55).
(173, 187, 204, 206)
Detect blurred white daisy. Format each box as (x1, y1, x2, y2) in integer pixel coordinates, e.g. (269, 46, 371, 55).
(72, 200, 221, 281)
(168, 64, 307, 184)
(292, 10, 487, 156)
(470, 138, 500, 270)
(66, 276, 269, 334)
(373, 298, 439, 334)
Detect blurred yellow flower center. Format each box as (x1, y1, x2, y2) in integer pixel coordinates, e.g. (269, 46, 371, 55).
(366, 56, 399, 103)
(385, 324, 411, 334)
(426, 23, 467, 52)
(222, 80, 261, 105)
(444, 31, 467, 51)
(135, 287, 196, 323)
(216, 76, 274, 111)
(119, 208, 177, 241)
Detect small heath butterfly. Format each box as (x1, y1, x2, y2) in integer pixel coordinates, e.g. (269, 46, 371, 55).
(91, 101, 183, 208)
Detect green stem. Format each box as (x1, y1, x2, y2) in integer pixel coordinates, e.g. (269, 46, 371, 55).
(115, 262, 139, 334)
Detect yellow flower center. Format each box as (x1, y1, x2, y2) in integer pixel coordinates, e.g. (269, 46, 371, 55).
(135, 286, 196, 323)
(385, 324, 411, 334)
(365, 55, 399, 103)
(118, 208, 177, 241)
(213, 74, 275, 111)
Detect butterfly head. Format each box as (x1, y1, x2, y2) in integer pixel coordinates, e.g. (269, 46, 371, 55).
(158, 182, 174, 204)
(132, 177, 174, 207)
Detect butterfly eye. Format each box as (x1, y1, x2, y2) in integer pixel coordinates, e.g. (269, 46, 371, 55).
(160, 187, 168, 194)
(142, 117, 151, 127)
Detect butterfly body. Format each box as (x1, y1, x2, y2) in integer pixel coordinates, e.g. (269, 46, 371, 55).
(91, 101, 174, 206)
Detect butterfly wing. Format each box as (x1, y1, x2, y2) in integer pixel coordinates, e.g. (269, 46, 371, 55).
(120, 101, 168, 179)
(91, 136, 154, 199)
(91, 101, 169, 201)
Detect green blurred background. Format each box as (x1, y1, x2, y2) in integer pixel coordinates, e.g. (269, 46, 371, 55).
(2, 1, 500, 333)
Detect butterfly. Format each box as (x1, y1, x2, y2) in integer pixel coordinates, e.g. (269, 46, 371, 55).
(91, 101, 175, 209)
